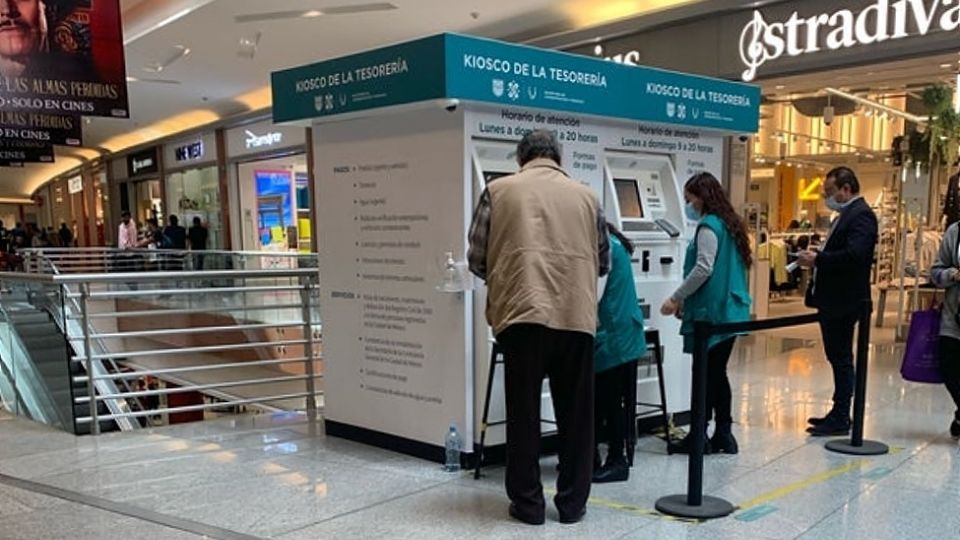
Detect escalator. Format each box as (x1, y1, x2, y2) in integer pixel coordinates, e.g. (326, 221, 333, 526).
(0, 291, 136, 434)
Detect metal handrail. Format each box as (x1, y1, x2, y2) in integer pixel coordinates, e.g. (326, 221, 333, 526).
(0, 249, 323, 435)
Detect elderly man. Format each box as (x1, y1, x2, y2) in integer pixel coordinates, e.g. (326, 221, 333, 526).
(0, 0, 48, 78)
(468, 130, 609, 526)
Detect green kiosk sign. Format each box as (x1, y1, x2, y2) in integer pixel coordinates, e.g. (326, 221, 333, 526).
(272, 33, 760, 133)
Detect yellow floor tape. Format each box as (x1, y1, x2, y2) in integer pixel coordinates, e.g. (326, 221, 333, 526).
(545, 446, 903, 522)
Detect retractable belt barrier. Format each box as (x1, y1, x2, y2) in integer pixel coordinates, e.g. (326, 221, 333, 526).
(655, 300, 889, 520)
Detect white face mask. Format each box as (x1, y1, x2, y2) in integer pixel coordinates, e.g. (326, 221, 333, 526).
(825, 196, 844, 212)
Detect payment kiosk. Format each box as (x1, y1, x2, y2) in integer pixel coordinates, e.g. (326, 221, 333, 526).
(271, 33, 759, 460)
(604, 153, 689, 413)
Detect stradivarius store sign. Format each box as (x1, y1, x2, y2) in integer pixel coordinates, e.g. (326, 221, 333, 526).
(739, 0, 960, 81)
(272, 33, 760, 133)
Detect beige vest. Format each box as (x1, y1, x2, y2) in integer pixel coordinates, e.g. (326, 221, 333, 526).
(485, 158, 600, 336)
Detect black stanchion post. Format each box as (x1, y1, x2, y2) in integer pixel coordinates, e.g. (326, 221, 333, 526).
(826, 301, 889, 456)
(656, 322, 735, 519)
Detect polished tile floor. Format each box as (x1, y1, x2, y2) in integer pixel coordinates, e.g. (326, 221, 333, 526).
(0, 299, 958, 539)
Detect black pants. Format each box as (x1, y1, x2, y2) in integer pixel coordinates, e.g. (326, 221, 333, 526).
(819, 312, 858, 414)
(498, 323, 594, 520)
(595, 360, 637, 461)
(706, 338, 737, 426)
(938, 336, 960, 418)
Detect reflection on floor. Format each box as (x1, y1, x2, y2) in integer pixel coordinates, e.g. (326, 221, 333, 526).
(0, 299, 958, 539)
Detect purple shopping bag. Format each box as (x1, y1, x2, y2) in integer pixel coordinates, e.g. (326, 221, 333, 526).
(901, 308, 944, 384)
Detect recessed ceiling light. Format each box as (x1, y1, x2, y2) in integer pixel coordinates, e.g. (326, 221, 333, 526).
(941, 63, 953, 68)
(594, 43, 604, 56)
(303, 10, 323, 18)
(775, 84, 786, 90)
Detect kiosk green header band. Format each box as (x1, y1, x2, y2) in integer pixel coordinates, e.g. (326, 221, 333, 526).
(271, 33, 761, 134)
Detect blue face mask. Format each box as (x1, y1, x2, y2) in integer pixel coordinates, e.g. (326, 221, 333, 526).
(684, 203, 701, 221)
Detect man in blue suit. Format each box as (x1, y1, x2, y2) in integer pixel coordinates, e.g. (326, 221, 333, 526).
(798, 166, 878, 437)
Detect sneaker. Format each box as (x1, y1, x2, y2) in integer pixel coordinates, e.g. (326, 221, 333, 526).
(807, 414, 851, 437)
(667, 432, 712, 455)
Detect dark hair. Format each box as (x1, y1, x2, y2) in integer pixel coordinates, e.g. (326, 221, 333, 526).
(193, 216, 202, 225)
(797, 235, 810, 251)
(605, 221, 635, 255)
(516, 130, 561, 166)
(169, 215, 179, 226)
(120, 211, 131, 219)
(826, 166, 860, 194)
(685, 172, 753, 268)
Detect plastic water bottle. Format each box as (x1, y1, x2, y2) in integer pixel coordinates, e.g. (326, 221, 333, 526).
(444, 424, 462, 472)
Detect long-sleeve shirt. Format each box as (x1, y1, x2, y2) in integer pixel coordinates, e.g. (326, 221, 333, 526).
(467, 188, 611, 280)
(671, 227, 718, 302)
(117, 221, 137, 250)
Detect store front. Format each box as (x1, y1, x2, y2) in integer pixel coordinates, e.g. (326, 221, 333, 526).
(225, 118, 311, 257)
(112, 147, 164, 228)
(163, 132, 223, 249)
(579, 0, 960, 322)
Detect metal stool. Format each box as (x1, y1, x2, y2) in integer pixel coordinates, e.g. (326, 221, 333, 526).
(626, 329, 671, 465)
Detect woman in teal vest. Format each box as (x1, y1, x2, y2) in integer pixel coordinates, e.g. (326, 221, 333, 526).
(593, 223, 647, 483)
(661, 172, 752, 455)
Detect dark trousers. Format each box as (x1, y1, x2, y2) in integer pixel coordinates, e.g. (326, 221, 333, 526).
(939, 336, 960, 418)
(706, 338, 737, 426)
(498, 323, 594, 520)
(595, 360, 637, 462)
(819, 312, 858, 414)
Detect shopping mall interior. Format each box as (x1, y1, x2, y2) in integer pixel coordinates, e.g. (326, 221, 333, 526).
(1, 0, 960, 539)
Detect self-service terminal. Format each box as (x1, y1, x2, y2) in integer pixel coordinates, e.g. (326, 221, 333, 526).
(470, 139, 558, 446)
(603, 151, 691, 415)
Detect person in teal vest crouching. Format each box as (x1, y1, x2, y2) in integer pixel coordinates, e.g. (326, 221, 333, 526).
(593, 222, 647, 483)
(661, 172, 752, 455)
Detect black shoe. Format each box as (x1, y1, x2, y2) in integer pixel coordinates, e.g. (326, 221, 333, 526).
(558, 507, 586, 524)
(807, 415, 828, 426)
(667, 432, 712, 455)
(951, 418, 960, 439)
(509, 503, 545, 526)
(592, 461, 629, 483)
(710, 425, 739, 455)
(807, 415, 851, 437)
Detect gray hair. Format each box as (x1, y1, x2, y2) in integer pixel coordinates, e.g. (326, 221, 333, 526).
(516, 130, 562, 166)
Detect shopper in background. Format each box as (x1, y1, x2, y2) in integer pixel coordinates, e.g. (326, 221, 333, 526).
(468, 129, 609, 526)
(163, 215, 188, 271)
(798, 166, 878, 437)
(929, 222, 960, 438)
(117, 212, 137, 250)
(592, 222, 646, 483)
(661, 172, 752, 455)
(188, 217, 209, 270)
(58, 222, 73, 248)
(163, 215, 187, 250)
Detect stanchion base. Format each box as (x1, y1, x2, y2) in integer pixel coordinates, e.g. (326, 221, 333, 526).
(655, 494, 736, 520)
(825, 439, 889, 456)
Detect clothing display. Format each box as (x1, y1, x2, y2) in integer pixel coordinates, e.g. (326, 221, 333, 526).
(758, 240, 789, 285)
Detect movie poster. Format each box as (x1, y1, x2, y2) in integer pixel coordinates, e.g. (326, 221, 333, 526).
(0, 110, 82, 145)
(0, 0, 128, 118)
(0, 136, 54, 164)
